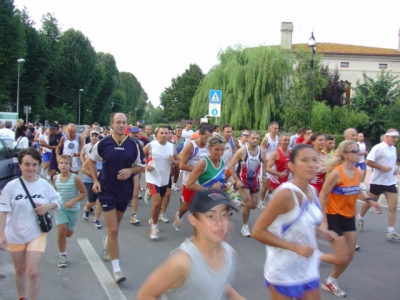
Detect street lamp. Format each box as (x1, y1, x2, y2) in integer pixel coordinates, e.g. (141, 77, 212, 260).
(308, 32, 316, 127)
(78, 89, 84, 124)
(16, 58, 25, 116)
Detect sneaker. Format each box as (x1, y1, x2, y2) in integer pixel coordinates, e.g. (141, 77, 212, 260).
(369, 207, 381, 214)
(93, 220, 102, 229)
(114, 271, 126, 284)
(356, 215, 364, 232)
(130, 214, 140, 225)
(58, 254, 67, 268)
(83, 209, 90, 221)
(355, 244, 360, 251)
(150, 224, 158, 240)
(102, 236, 110, 261)
(173, 212, 182, 231)
(138, 194, 142, 199)
(158, 214, 170, 223)
(386, 231, 400, 240)
(148, 218, 159, 232)
(241, 224, 251, 237)
(144, 189, 151, 204)
(171, 183, 180, 191)
(321, 279, 346, 298)
(89, 207, 94, 213)
(232, 199, 242, 215)
(258, 201, 266, 211)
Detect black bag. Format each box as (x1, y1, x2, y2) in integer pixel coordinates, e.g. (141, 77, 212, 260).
(19, 178, 53, 233)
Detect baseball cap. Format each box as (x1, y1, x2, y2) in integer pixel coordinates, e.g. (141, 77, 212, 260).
(190, 189, 238, 213)
(90, 130, 100, 135)
(129, 126, 140, 133)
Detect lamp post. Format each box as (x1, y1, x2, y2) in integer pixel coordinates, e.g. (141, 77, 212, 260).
(78, 89, 84, 125)
(16, 58, 25, 116)
(308, 32, 316, 127)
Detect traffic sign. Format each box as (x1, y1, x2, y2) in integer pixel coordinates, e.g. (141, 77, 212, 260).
(209, 90, 222, 104)
(208, 103, 220, 117)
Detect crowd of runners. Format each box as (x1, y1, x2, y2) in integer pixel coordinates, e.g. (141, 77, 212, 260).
(1, 113, 399, 300)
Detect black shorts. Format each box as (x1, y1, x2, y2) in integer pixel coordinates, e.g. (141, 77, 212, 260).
(168, 176, 172, 189)
(327, 214, 356, 236)
(98, 198, 130, 213)
(369, 184, 397, 196)
(49, 154, 59, 172)
(84, 182, 97, 203)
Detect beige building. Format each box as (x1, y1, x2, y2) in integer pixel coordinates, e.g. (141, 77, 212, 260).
(280, 22, 400, 99)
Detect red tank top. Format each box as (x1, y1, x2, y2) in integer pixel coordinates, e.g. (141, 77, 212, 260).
(270, 149, 291, 189)
(310, 152, 327, 194)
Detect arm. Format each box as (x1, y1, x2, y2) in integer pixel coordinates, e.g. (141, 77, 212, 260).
(318, 170, 340, 227)
(179, 143, 194, 171)
(55, 136, 64, 157)
(225, 285, 246, 300)
(80, 146, 87, 164)
(0, 211, 7, 251)
(366, 159, 392, 173)
(260, 136, 268, 148)
(137, 251, 191, 300)
(64, 176, 87, 209)
(185, 160, 209, 191)
(228, 148, 245, 184)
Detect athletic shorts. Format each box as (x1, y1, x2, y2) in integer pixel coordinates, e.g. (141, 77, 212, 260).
(7, 233, 47, 253)
(84, 182, 97, 203)
(326, 214, 356, 236)
(50, 154, 59, 171)
(265, 279, 320, 298)
(56, 208, 79, 231)
(370, 184, 397, 196)
(168, 176, 172, 189)
(98, 197, 130, 213)
(241, 178, 260, 193)
(42, 152, 51, 163)
(182, 185, 196, 204)
(147, 183, 168, 197)
(354, 162, 366, 171)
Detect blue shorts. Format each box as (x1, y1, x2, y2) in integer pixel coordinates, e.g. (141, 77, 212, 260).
(265, 279, 320, 298)
(354, 162, 366, 170)
(241, 178, 260, 193)
(43, 152, 51, 163)
(98, 197, 130, 213)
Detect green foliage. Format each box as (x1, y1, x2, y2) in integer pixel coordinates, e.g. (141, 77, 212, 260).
(191, 46, 294, 129)
(44, 103, 75, 124)
(352, 71, 400, 142)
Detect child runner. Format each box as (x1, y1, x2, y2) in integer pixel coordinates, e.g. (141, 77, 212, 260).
(54, 154, 87, 267)
(137, 189, 244, 300)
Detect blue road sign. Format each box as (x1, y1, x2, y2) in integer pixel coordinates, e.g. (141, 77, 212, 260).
(211, 108, 218, 116)
(209, 90, 222, 104)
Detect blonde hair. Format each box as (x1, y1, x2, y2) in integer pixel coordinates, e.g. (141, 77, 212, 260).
(57, 154, 73, 164)
(207, 134, 225, 148)
(323, 140, 356, 172)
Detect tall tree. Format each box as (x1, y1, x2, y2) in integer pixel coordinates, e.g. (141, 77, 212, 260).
(316, 67, 346, 108)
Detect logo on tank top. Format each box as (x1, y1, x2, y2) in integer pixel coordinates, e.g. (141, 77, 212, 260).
(67, 142, 75, 149)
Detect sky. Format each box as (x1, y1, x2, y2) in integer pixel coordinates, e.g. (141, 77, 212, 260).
(14, 0, 400, 108)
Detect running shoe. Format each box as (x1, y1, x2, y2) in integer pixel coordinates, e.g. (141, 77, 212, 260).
(171, 183, 180, 191)
(173, 212, 182, 231)
(138, 194, 142, 199)
(158, 214, 170, 223)
(83, 209, 90, 221)
(356, 215, 364, 231)
(241, 224, 251, 237)
(369, 207, 381, 214)
(355, 245, 360, 251)
(93, 220, 102, 229)
(114, 271, 126, 284)
(258, 201, 266, 211)
(58, 254, 68, 268)
(89, 207, 94, 213)
(144, 189, 151, 204)
(232, 199, 242, 215)
(322, 279, 346, 298)
(130, 214, 140, 225)
(149, 223, 158, 240)
(102, 236, 110, 261)
(386, 231, 400, 240)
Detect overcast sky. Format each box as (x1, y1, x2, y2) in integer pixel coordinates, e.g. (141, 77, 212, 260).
(14, 0, 400, 107)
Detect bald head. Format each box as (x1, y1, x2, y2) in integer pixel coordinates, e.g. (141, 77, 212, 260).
(344, 128, 357, 142)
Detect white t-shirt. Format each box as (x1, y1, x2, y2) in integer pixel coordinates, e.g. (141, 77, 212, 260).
(15, 136, 29, 149)
(0, 177, 61, 244)
(145, 141, 174, 186)
(182, 129, 194, 145)
(367, 142, 397, 186)
(357, 142, 366, 163)
(0, 128, 15, 139)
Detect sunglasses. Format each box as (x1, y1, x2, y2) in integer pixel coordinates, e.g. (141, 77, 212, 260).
(345, 149, 360, 154)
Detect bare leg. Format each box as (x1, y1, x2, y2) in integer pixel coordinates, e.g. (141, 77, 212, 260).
(385, 191, 398, 227)
(131, 176, 140, 215)
(9, 250, 27, 299)
(160, 188, 171, 215)
(178, 201, 190, 219)
(94, 200, 102, 220)
(239, 188, 258, 224)
(57, 223, 68, 253)
(103, 209, 124, 260)
(26, 251, 44, 300)
(151, 193, 162, 225)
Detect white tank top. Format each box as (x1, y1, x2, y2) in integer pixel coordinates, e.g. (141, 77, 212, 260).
(264, 182, 322, 286)
(145, 141, 174, 186)
(264, 133, 279, 159)
(182, 141, 209, 185)
(222, 137, 236, 167)
(237, 145, 262, 179)
(63, 134, 80, 172)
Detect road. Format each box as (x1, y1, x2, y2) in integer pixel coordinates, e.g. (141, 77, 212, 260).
(1, 172, 400, 300)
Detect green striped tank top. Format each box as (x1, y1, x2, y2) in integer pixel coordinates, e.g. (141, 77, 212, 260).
(55, 173, 79, 210)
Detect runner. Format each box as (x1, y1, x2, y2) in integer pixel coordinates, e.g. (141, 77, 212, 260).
(258, 122, 279, 210)
(88, 112, 145, 283)
(144, 125, 154, 142)
(238, 130, 249, 148)
(212, 124, 220, 135)
(54, 155, 86, 268)
(357, 128, 400, 239)
(40, 122, 63, 179)
(296, 127, 312, 145)
(310, 132, 327, 194)
(171, 125, 184, 191)
(356, 133, 368, 182)
(144, 126, 179, 240)
(137, 189, 243, 300)
(40, 129, 52, 180)
(182, 122, 194, 145)
(322, 135, 336, 156)
(174, 126, 213, 231)
(267, 133, 291, 193)
(343, 128, 357, 142)
(229, 130, 266, 237)
(56, 123, 82, 175)
(288, 127, 302, 150)
(221, 124, 240, 182)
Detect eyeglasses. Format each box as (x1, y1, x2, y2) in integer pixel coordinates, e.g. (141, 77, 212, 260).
(345, 149, 360, 154)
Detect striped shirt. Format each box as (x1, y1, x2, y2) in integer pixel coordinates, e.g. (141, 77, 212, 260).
(55, 173, 79, 210)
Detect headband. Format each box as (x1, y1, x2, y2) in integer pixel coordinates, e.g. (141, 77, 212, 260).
(386, 132, 399, 137)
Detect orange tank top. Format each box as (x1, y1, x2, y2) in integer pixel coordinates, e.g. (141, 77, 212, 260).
(326, 165, 361, 218)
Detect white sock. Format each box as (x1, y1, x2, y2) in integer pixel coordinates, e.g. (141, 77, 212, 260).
(358, 214, 364, 220)
(60, 252, 66, 256)
(326, 276, 336, 283)
(111, 259, 121, 273)
(388, 227, 395, 233)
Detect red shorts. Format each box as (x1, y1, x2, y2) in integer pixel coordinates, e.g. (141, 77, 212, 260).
(182, 185, 196, 204)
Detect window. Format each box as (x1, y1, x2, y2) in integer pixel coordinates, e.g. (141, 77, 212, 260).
(379, 64, 387, 69)
(340, 62, 349, 68)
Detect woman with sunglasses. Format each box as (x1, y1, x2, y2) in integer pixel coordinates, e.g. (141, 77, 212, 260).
(319, 140, 381, 298)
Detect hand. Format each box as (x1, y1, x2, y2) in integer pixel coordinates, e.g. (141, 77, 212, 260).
(64, 200, 74, 209)
(0, 236, 7, 251)
(293, 244, 315, 258)
(92, 182, 101, 193)
(34, 203, 50, 216)
(381, 166, 392, 173)
(117, 168, 131, 180)
(319, 229, 338, 242)
(168, 155, 175, 164)
(277, 172, 287, 178)
(146, 165, 155, 172)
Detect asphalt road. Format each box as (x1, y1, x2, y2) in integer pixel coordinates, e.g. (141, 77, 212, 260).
(1, 175, 400, 300)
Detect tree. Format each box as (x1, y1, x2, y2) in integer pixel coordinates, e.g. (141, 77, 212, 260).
(163, 64, 204, 122)
(352, 71, 400, 143)
(316, 67, 346, 108)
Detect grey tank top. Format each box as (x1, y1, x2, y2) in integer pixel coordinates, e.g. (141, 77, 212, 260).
(160, 238, 235, 300)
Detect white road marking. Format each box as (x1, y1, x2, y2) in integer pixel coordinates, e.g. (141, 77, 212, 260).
(77, 238, 127, 300)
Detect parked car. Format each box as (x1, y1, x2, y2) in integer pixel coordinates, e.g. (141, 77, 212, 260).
(76, 125, 86, 134)
(0, 137, 17, 193)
